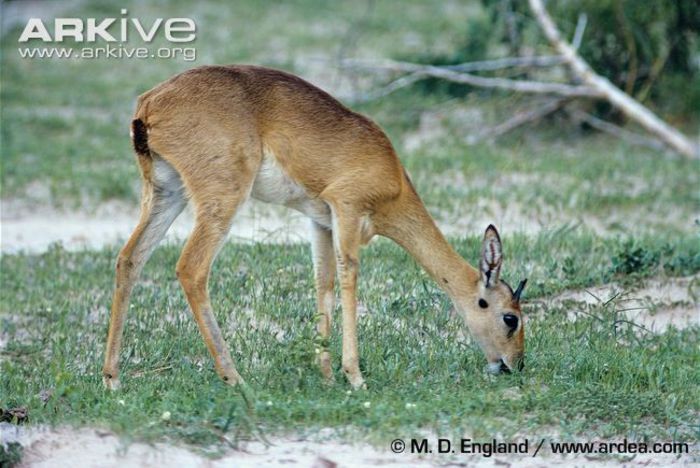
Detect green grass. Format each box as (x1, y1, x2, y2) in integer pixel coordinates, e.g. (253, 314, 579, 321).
(1, 231, 699, 448)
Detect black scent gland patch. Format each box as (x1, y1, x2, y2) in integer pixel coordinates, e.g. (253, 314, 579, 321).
(478, 299, 489, 309)
(223, 376, 229, 381)
(131, 119, 150, 156)
(442, 278, 449, 284)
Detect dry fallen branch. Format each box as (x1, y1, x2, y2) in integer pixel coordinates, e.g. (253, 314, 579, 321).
(351, 71, 428, 103)
(571, 13, 588, 50)
(529, 0, 699, 159)
(443, 55, 565, 72)
(341, 58, 603, 98)
(566, 108, 666, 152)
(469, 98, 569, 144)
(339, 2, 697, 158)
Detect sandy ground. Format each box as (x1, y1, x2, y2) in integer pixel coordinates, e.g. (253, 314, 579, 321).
(2, 160, 697, 253)
(541, 275, 699, 332)
(1, 423, 696, 467)
(0, 197, 554, 254)
(0, 199, 313, 253)
(4, 195, 696, 254)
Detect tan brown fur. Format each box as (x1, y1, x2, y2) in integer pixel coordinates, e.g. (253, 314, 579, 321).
(103, 65, 525, 390)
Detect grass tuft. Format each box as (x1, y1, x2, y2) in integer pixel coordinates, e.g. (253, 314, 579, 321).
(1, 232, 698, 446)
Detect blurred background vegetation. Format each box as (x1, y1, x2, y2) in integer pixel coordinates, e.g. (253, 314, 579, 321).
(2, 0, 697, 241)
(1, 0, 697, 204)
(551, 0, 700, 118)
(406, 0, 700, 120)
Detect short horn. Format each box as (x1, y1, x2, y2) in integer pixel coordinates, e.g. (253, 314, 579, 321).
(513, 278, 527, 302)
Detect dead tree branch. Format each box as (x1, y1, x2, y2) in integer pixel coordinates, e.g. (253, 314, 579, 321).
(529, 0, 698, 159)
(500, 0, 520, 56)
(338, 1, 696, 158)
(469, 98, 568, 144)
(444, 55, 565, 72)
(341, 58, 603, 98)
(566, 108, 666, 151)
(571, 13, 588, 50)
(350, 71, 427, 103)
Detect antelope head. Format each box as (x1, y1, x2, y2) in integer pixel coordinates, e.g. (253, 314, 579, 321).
(462, 225, 527, 374)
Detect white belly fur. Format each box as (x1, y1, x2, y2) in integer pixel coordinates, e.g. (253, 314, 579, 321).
(251, 149, 333, 229)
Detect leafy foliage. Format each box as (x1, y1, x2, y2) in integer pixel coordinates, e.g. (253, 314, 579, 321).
(610, 239, 700, 278)
(0, 443, 23, 468)
(405, 0, 699, 117)
(501, 0, 699, 117)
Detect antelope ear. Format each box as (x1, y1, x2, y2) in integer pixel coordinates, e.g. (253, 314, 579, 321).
(513, 278, 527, 302)
(480, 224, 502, 288)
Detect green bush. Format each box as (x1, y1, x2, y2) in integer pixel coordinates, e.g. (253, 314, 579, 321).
(549, 0, 699, 117)
(0, 442, 23, 468)
(610, 239, 700, 278)
(405, 0, 699, 118)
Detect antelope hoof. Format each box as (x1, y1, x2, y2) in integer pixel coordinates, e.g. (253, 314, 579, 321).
(350, 377, 367, 390)
(322, 372, 336, 386)
(344, 371, 366, 390)
(221, 374, 244, 386)
(103, 373, 121, 391)
(219, 369, 244, 386)
(214, 357, 244, 386)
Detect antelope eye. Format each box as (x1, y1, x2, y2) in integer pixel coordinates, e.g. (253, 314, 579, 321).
(503, 314, 519, 330)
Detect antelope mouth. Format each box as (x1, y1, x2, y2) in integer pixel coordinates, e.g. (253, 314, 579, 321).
(488, 357, 524, 375)
(499, 360, 512, 374)
(487, 359, 511, 375)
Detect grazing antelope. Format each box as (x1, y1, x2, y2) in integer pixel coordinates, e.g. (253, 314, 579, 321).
(102, 65, 526, 390)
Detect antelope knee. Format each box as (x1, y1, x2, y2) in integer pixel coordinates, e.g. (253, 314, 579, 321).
(175, 261, 207, 296)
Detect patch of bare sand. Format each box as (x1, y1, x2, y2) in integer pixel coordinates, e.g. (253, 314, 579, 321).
(3, 425, 696, 467)
(540, 275, 699, 332)
(0, 199, 311, 254)
(2, 194, 696, 253)
(1, 196, 549, 253)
